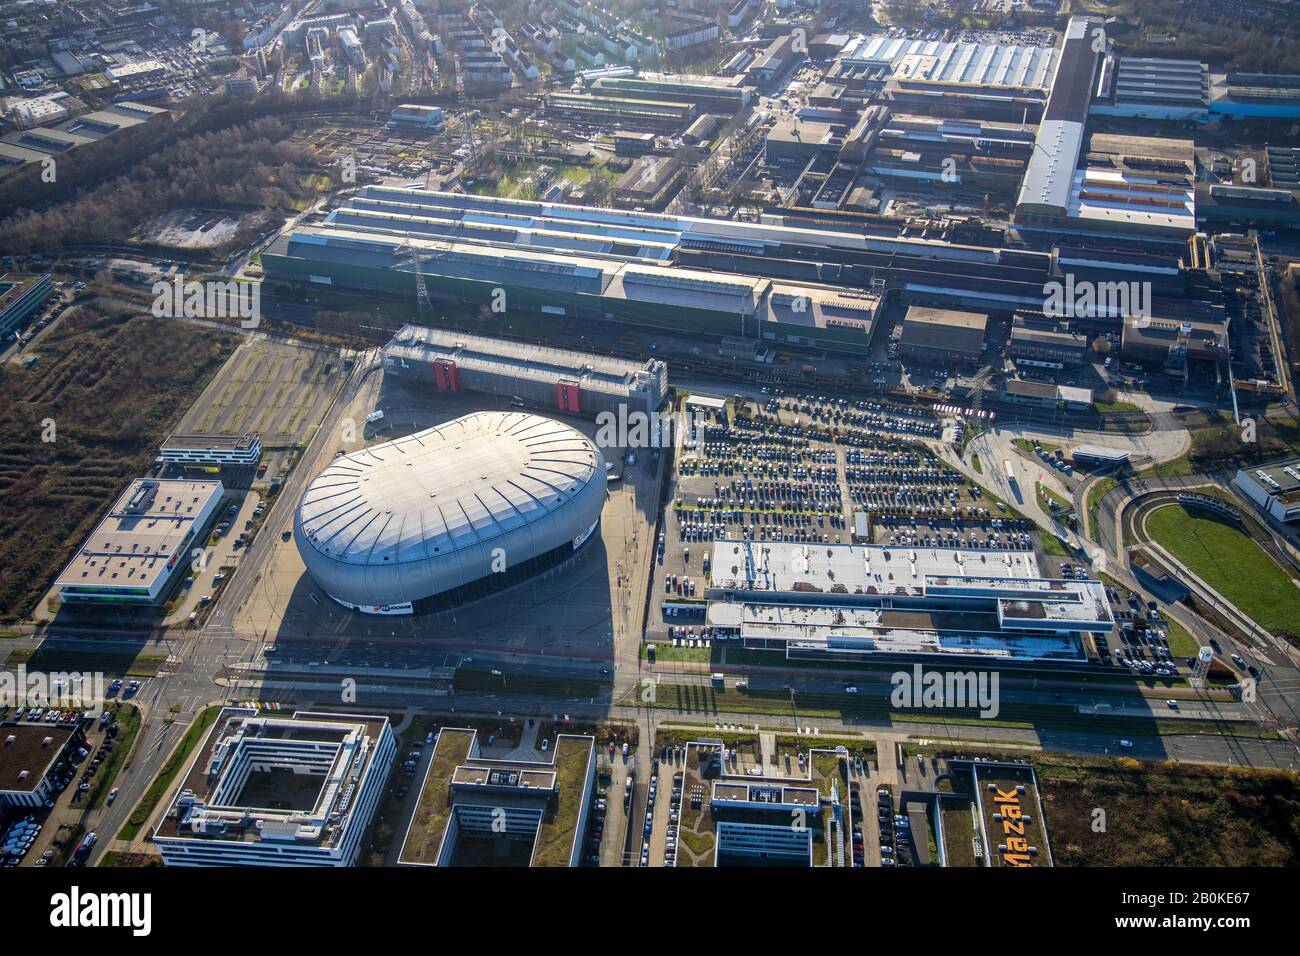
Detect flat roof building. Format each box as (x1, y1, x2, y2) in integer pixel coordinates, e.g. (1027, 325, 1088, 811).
(54, 478, 223, 607)
(590, 73, 750, 114)
(1234, 457, 1300, 524)
(105, 59, 169, 84)
(382, 325, 667, 417)
(1071, 444, 1130, 469)
(613, 155, 684, 209)
(153, 709, 396, 866)
(1008, 318, 1088, 368)
(705, 540, 1105, 663)
(389, 104, 443, 129)
(0, 720, 84, 810)
(678, 739, 853, 867)
(1064, 133, 1197, 237)
(898, 306, 988, 366)
(0, 272, 54, 339)
(159, 432, 262, 467)
(398, 728, 595, 867)
(262, 188, 883, 355)
(545, 91, 695, 128)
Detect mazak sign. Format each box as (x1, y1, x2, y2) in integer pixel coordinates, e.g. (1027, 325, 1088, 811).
(991, 786, 1034, 867)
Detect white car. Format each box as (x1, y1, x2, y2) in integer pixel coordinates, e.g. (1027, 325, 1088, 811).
(1118, 739, 1134, 749)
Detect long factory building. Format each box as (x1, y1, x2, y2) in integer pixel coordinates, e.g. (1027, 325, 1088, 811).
(381, 325, 667, 418)
(705, 540, 1111, 664)
(261, 185, 1228, 354)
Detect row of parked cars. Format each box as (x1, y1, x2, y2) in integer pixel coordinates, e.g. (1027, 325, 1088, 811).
(2, 818, 46, 866)
(875, 788, 906, 867)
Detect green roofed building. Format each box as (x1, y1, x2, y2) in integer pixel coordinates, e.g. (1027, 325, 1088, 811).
(397, 728, 596, 867)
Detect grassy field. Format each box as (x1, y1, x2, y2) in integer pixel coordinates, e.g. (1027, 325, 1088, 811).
(1037, 752, 1300, 866)
(118, 705, 220, 841)
(0, 303, 238, 622)
(1146, 503, 1300, 640)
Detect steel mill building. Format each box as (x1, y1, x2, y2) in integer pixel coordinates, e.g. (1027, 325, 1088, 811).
(293, 411, 606, 614)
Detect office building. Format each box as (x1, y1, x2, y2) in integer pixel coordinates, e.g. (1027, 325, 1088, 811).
(54, 479, 223, 608)
(398, 728, 595, 866)
(0, 272, 54, 339)
(705, 540, 1108, 662)
(159, 433, 262, 468)
(1234, 457, 1300, 524)
(153, 709, 396, 867)
(0, 720, 84, 810)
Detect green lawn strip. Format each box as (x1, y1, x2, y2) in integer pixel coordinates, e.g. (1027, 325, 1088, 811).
(86, 703, 141, 810)
(774, 734, 876, 756)
(643, 642, 711, 663)
(1086, 476, 1119, 537)
(452, 669, 605, 698)
(1146, 503, 1300, 638)
(1094, 399, 1142, 414)
(652, 684, 1269, 738)
(722, 644, 1210, 691)
(1013, 437, 1061, 456)
(117, 705, 220, 842)
(679, 826, 714, 858)
(1037, 482, 1072, 516)
(939, 802, 979, 867)
(1036, 530, 1070, 557)
(5, 647, 167, 678)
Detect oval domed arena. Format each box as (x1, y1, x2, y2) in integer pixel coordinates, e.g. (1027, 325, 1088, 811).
(294, 411, 605, 614)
